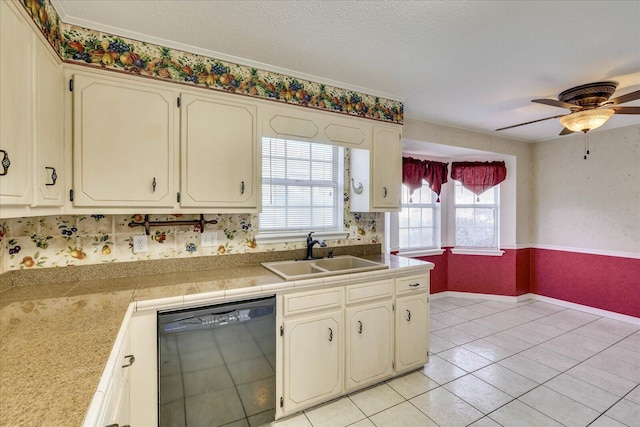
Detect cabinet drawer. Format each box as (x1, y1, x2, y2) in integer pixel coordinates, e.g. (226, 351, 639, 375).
(283, 288, 343, 317)
(346, 280, 393, 304)
(395, 274, 428, 294)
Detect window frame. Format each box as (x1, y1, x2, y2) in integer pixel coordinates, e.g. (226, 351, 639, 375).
(453, 181, 500, 250)
(257, 137, 345, 238)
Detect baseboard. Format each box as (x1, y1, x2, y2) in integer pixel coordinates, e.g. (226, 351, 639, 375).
(431, 291, 640, 326)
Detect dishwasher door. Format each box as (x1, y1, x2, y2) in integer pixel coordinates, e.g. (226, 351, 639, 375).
(158, 296, 276, 427)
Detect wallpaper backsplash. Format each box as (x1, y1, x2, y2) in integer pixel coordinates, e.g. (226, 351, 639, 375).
(0, 210, 381, 272)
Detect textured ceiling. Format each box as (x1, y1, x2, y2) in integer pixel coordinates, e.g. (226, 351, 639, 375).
(53, 0, 640, 143)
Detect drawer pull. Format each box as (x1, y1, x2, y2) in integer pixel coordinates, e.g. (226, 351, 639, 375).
(406, 309, 412, 322)
(328, 328, 333, 342)
(45, 167, 57, 186)
(122, 354, 135, 368)
(358, 320, 363, 334)
(241, 180, 245, 194)
(409, 283, 421, 287)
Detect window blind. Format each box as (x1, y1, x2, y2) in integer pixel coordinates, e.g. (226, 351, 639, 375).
(260, 138, 343, 232)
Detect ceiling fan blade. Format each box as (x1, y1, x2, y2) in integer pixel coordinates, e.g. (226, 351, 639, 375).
(612, 106, 640, 114)
(559, 127, 574, 136)
(495, 114, 566, 131)
(607, 89, 640, 105)
(532, 98, 579, 110)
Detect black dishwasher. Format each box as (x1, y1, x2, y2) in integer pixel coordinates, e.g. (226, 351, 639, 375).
(158, 296, 276, 427)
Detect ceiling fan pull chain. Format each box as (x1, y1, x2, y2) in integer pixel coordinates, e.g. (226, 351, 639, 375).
(583, 132, 589, 160)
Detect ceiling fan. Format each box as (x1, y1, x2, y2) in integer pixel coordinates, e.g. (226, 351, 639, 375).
(496, 81, 640, 135)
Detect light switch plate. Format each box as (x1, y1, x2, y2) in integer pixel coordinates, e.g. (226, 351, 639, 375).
(201, 231, 218, 247)
(133, 235, 148, 253)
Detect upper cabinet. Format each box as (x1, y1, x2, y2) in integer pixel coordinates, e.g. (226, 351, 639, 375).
(0, 1, 34, 208)
(349, 124, 402, 212)
(33, 31, 64, 207)
(180, 91, 259, 210)
(1, 1, 65, 217)
(70, 71, 177, 208)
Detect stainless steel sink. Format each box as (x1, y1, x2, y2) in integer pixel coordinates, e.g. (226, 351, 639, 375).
(262, 255, 388, 281)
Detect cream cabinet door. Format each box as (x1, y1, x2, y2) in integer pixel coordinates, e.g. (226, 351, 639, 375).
(71, 72, 176, 207)
(282, 310, 343, 414)
(395, 294, 429, 373)
(180, 92, 258, 209)
(33, 35, 64, 206)
(0, 1, 33, 206)
(372, 125, 401, 210)
(345, 301, 393, 390)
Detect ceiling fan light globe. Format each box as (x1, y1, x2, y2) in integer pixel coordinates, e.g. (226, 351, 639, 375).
(559, 109, 615, 132)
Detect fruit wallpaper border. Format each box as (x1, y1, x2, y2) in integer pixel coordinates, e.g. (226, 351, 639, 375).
(20, 0, 403, 124)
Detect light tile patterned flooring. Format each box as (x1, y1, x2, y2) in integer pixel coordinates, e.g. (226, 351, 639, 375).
(270, 297, 640, 427)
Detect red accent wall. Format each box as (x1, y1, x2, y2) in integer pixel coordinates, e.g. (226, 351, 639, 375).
(531, 249, 640, 318)
(410, 247, 638, 318)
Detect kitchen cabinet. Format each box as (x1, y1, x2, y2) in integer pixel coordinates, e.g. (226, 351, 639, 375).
(262, 103, 372, 149)
(0, 1, 34, 208)
(345, 301, 394, 389)
(33, 31, 64, 207)
(280, 287, 344, 415)
(395, 274, 430, 373)
(349, 124, 402, 212)
(180, 91, 259, 210)
(83, 307, 134, 427)
(70, 71, 177, 208)
(282, 310, 343, 412)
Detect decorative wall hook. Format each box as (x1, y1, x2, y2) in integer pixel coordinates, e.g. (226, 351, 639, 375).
(351, 178, 363, 194)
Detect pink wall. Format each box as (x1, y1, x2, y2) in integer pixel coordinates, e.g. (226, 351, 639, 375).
(531, 249, 640, 318)
(412, 247, 638, 318)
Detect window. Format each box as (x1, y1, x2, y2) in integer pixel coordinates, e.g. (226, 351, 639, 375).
(454, 181, 499, 248)
(260, 137, 343, 233)
(397, 184, 439, 250)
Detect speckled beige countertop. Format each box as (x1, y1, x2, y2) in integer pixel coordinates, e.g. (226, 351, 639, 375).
(0, 254, 430, 427)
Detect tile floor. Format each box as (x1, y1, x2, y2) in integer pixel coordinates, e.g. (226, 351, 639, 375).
(270, 297, 640, 427)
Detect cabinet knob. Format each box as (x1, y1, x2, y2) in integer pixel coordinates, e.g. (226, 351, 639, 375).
(358, 320, 363, 334)
(328, 328, 333, 342)
(45, 167, 57, 186)
(0, 150, 10, 176)
(406, 310, 411, 322)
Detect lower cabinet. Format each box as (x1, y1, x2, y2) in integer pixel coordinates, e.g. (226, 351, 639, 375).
(345, 301, 394, 389)
(395, 294, 429, 372)
(282, 310, 343, 412)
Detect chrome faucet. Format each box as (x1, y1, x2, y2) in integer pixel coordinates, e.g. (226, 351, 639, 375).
(302, 232, 327, 260)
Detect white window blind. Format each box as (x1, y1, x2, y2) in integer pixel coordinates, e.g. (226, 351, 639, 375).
(398, 184, 439, 250)
(260, 137, 343, 233)
(454, 181, 499, 248)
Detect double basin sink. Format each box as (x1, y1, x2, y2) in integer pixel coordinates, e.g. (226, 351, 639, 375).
(262, 255, 388, 281)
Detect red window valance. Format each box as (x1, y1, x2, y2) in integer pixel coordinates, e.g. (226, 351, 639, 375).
(402, 157, 449, 202)
(451, 161, 507, 198)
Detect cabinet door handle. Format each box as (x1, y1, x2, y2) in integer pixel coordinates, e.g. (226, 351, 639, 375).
(241, 180, 245, 194)
(122, 354, 135, 368)
(409, 283, 421, 287)
(328, 328, 333, 342)
(358, 320, 363, 334)
(152, 177, 157, 192)
(45, 167, 57, 186)
(0, 150, 10, 176)
(406, 310, 411, 322)
(383, 186, 388, 198)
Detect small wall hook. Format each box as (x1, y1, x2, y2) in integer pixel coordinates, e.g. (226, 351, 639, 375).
(351, 178, 363, 194)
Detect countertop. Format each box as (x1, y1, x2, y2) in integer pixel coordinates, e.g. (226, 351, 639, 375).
(0, 254, 431, 426)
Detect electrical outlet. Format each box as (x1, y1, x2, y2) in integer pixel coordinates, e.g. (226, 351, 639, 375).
(132, 235, 148, 253)
(201, 231, 218, 247)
